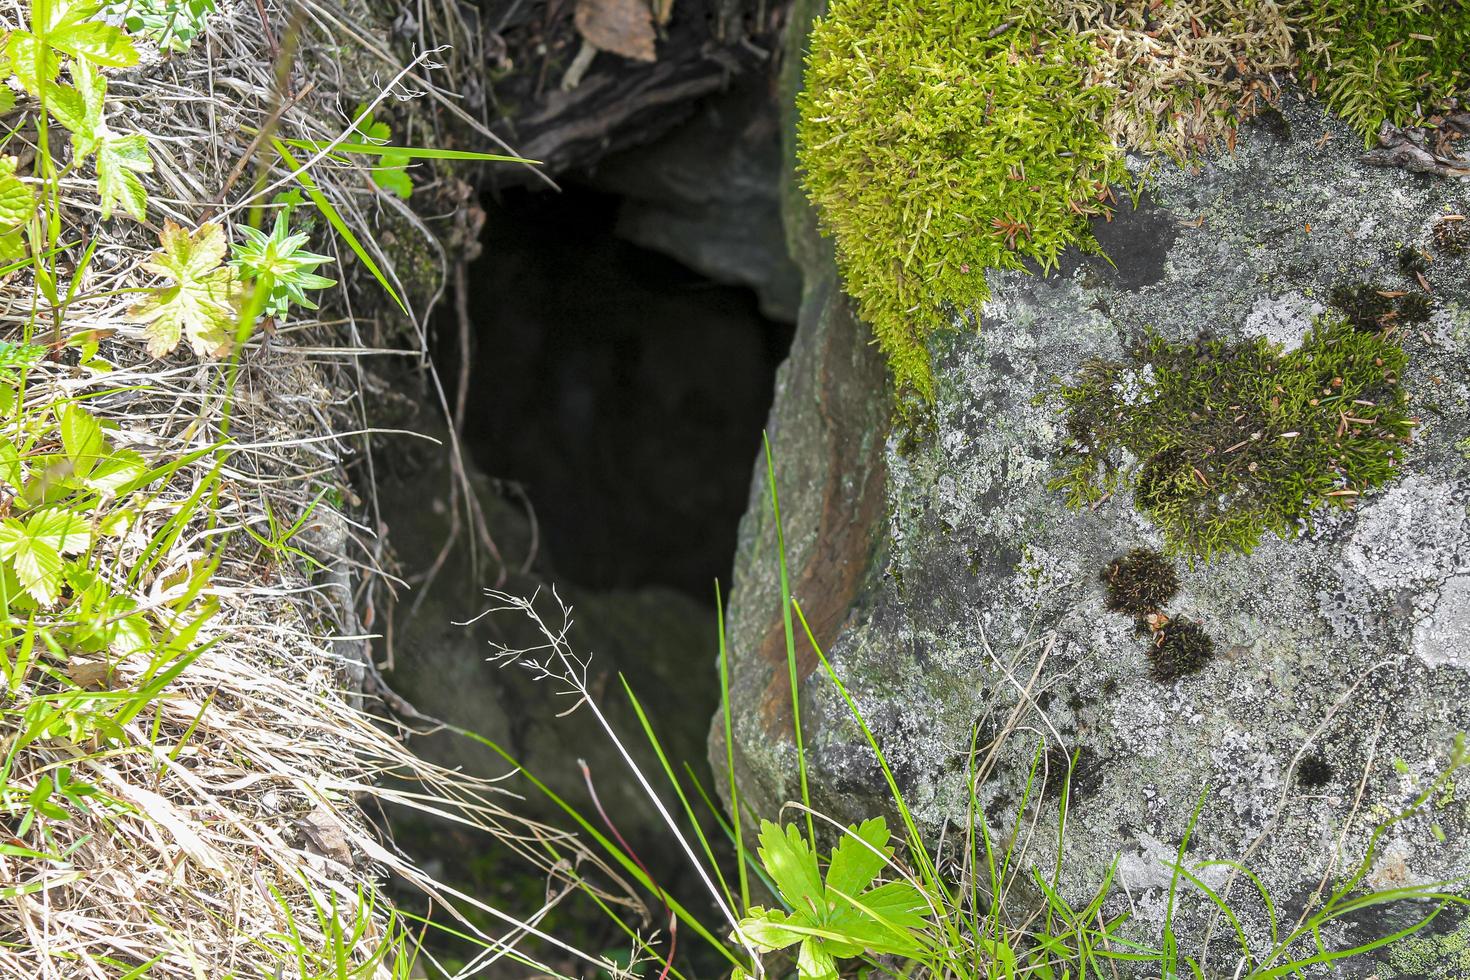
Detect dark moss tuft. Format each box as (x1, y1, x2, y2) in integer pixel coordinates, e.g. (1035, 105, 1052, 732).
(1329, 282, 1395, 331)
(1149, 620, 1215, 683)
(1434, 218, 1469, 256)
(1397, 292, 1433, 325)
(1102, 548, 1179, 618)
(1397, 246, 1431, 276)
(1296, 754, 1334, 788)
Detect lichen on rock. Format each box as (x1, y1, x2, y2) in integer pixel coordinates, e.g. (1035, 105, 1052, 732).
(729, 71, 1470, 965)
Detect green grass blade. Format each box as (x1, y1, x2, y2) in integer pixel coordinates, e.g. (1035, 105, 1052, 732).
(763, 433, 812, 842)
(716, 580, 751, 913)
(618, 673, 735, 912)
(271, 139, 406, 315)
(275, 136, 538, 164)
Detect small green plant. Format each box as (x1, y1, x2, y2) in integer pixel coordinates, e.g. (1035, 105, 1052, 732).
(736, 817, 928, 980)
(230, 209, 337, 319)
(798, 0, 1126, 400)
(350, 104, 413, 200)
(107, 0, 215, 52)
(1050, 318, 1414, 559)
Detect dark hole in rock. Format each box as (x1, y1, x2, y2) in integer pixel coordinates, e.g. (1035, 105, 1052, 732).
(442, 181, 795, 601)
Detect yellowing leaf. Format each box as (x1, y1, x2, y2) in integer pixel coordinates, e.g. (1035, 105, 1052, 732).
(127, 221, 244, 358)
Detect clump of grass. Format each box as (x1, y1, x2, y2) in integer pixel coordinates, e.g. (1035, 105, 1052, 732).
(798, 0, 1127, 400)
(1288, 0, 1470, 141)
(1050, 318, 1414, 560)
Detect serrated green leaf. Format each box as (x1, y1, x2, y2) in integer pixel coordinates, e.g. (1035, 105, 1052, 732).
(758, 821, 825, 912)
(736, 907, 806, 952)
(8, 0, 136, 96)
(0, 517, 65, 604)
(31, 509, 92, 555)
(0, 156, 35, 231)
(96, 130, 150, 220)
(54, 63, 152, 220)
(825, 816, 892, 898)
(59, 402, 105, 479)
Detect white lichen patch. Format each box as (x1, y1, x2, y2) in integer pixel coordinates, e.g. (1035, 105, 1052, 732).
(1412, 575, 1470, 671)
(1343, 480, 1469, 591)
(1242, 291, 1324, 352)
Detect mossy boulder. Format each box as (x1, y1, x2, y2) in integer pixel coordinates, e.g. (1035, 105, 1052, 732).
(720, 2, 1470, 965)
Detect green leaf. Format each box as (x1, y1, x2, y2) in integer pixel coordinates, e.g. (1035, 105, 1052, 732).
(95, 130, 151, 221)
(758, 821, 825, 912)
(796, 939, 838, 980)
(0, 517, 65, 604)
(59, 402, 105, 479)
(0, 156, 35, 232)
(52, 63, 152, 220)
(371, 152, 414, 199)
(86, 448, 146, 494)
(0, 441, 23, 493)
(126, 221, 243, 357)
(851, 880, 929, 931)
(736, 907, 806, 952)
(7, 0, 137, 96)
(31, 509, 92, 555)
(825, 816, 892, 897)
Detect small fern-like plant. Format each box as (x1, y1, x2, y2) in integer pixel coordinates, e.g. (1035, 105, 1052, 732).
(229, 210, 337, 319)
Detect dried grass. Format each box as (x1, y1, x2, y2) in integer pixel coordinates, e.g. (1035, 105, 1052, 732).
(0, 0, 623, 976)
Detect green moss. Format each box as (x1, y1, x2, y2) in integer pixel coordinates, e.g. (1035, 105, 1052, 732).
(1050, 318, 1414, 560)
(1288, 0, 1470, 140)
(798, 0, 1127, 399)
(1101, 548, 1180, 619)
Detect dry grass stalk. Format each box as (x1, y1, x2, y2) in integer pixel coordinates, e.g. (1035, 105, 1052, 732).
(0, 0, 631, 976)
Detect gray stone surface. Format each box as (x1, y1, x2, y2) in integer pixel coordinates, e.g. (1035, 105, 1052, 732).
(722, 27, 1470, 967)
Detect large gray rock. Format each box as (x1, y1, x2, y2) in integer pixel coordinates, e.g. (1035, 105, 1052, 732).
(720, 8, 1470, 968)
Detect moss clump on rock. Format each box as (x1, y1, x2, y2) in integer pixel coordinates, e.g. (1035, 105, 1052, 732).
(1102, 548, 1180, 618)
(1435, 217, 1470, 256)
(1149, 619, 1215, 682)
(798, 0, 1127, 400)
(1289, 0, 1470, 140)
(1051, 318, 1415, 560)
